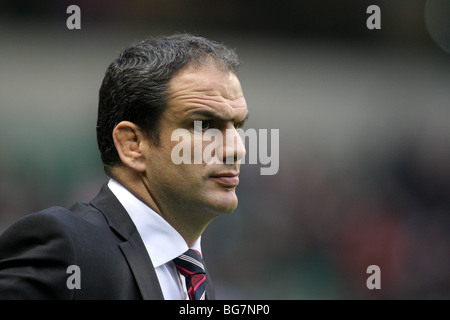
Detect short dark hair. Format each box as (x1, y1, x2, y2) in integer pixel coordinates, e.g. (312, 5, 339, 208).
(96, 33, 240, 175)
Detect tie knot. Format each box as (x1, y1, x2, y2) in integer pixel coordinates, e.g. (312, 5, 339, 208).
(173, 249, 205, 277)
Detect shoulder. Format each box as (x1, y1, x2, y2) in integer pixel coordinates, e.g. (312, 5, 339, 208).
(0, 203, 117, 299)
(0, 201, 118, 262)
(0, 204, 105, 242)
(0, 205, 98, 262)
(0, 207, 80, 299)
(1, 207, 74, 243)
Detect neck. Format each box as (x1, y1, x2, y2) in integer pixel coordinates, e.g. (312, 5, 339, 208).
(111, 167, 212, 247)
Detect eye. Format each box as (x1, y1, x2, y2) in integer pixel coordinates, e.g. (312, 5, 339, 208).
(193, 120, 212, 131)
(201, 120, 211, 131)
(234, 120, 246, 129)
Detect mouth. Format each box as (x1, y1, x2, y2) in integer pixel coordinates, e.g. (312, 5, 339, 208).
(209, 171, 240, 187)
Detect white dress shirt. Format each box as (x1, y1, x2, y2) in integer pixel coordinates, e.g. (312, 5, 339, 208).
(107, 178, 201, 300)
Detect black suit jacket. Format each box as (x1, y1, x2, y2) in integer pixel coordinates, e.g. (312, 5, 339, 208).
(0, 183, 215, 299)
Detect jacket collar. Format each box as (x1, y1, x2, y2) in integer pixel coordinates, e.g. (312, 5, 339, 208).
(89, 182, 164, 300)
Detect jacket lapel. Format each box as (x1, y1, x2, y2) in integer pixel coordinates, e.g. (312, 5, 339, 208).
(119, 232, 164, 300)
(204, 264, 215, 300)
(90, 182, 217, 300)
(90, 183, 164, 300)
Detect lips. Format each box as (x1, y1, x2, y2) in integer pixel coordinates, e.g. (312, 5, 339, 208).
(209, 172, 240, 187)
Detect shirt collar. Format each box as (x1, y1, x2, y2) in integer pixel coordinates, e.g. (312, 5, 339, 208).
(107, 178, 201, 268)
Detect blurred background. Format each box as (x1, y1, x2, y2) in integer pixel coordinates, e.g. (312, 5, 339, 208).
(0, 0, 449, 299)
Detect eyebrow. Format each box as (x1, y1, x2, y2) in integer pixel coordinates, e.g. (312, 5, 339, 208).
(189, 110, 249, 123)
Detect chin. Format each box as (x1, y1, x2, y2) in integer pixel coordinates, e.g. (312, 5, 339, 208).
(208, 191, 239, 214)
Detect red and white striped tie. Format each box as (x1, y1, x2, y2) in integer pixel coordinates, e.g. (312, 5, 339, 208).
(173, 249, 207, 300)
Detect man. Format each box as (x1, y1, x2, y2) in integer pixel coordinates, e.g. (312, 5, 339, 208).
(0, 34, 248, 299)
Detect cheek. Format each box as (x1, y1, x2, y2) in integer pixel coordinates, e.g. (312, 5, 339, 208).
(165, 130, 209, 165)
(148, 141, 203, 183)
(153, 126, 211, 181)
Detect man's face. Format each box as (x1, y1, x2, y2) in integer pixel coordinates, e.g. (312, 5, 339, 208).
(142, 63, 248, 219)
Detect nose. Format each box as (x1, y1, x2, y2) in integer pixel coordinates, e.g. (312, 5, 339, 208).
(222, 127, 246, 164)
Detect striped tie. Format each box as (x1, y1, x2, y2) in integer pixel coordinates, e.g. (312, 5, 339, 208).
(173, 249, 207, 300)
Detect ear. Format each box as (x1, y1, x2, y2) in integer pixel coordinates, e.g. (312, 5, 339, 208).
(112, 121, 147, 172)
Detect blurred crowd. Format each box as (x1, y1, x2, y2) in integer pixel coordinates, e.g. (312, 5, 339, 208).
(206, 138, 450, 299)
(1, 0, 449, 299)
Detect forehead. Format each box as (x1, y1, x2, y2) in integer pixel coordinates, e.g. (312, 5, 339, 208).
(166, 64, 247, 120)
